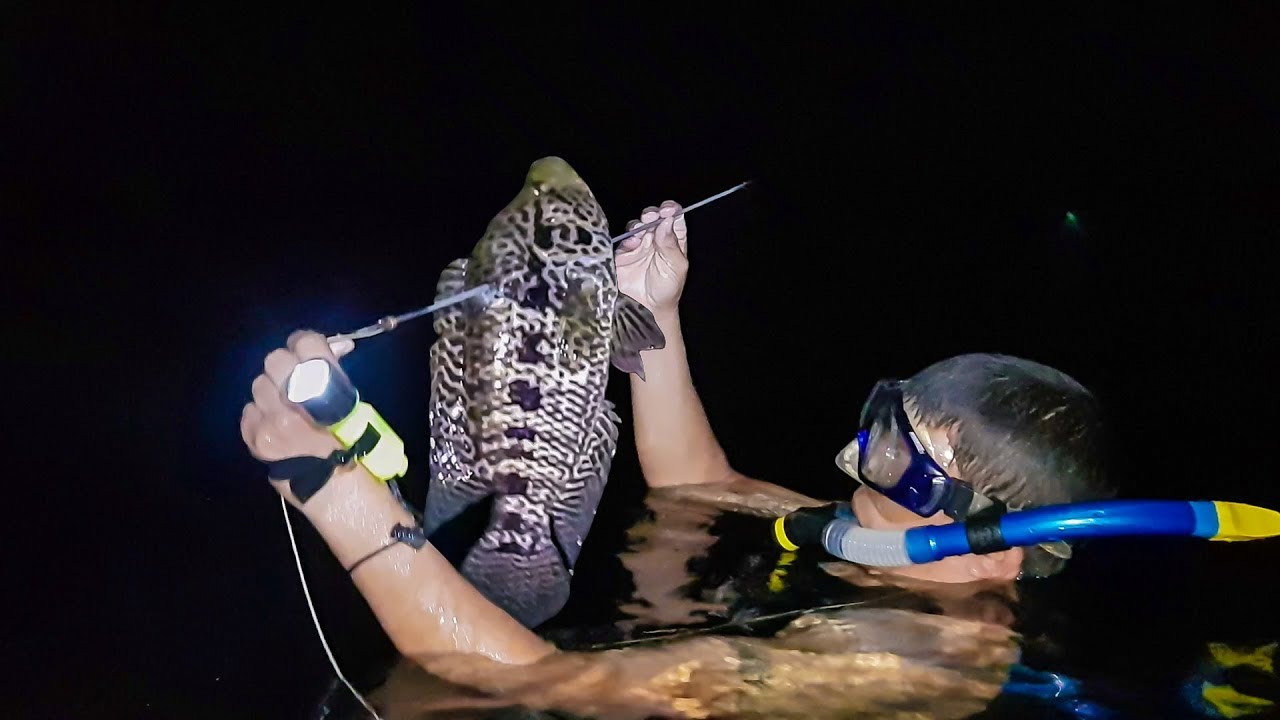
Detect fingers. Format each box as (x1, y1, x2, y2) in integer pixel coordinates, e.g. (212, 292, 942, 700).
(632, 206, 660, 254)
(263, 346, 298, 387)
(242, 391, 284, 460)
(289, 329, 337, 361)
(617, 200, 687, 261)
(250, 369, 313, 440)
(265, 331, 354, 388)
(258, 331, 327, 432)
(617, 210, 659, 264)
(671, 209, 688, 256)
(242, 330, 352, 465)
(653, 201, 686, 257)
(251, 373, 286, 415)
(241, 402, 262, 452)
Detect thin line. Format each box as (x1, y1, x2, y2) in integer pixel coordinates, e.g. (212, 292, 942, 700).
(282, 496, 384, 720)
(327, 285, 493, 343)
(610, 180, 751, 245)
(325, 180, 750, 344)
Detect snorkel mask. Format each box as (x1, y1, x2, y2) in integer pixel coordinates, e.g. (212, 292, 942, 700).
(836, 379, 1001, 521)
(773, 380, 1280, 570)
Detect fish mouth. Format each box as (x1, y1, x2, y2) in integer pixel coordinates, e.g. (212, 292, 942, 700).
(527, 156, 585, 191)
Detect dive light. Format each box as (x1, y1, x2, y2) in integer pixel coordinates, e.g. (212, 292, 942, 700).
(774, 499, 1280, 567)
(285, 357, 408, 482)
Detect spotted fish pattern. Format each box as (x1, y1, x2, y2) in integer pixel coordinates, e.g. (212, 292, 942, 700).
(424, 157, 665, 627)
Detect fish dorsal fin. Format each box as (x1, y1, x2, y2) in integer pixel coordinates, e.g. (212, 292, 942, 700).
(611, 293, 666, 381)
(424, 256, 488, 538)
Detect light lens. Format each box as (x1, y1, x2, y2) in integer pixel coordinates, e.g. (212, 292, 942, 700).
(287, 358, 332, 403)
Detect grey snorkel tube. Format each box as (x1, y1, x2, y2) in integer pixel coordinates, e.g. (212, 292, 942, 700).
(773, 502, 916, 566)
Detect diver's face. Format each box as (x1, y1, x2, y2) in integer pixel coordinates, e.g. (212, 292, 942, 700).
(849, 408, 958, 528)
(848, 398, 1024, 583)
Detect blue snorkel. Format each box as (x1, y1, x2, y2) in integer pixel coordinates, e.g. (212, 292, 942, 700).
(773, 499, 1280, 566)
(783, 377, 1280, 567)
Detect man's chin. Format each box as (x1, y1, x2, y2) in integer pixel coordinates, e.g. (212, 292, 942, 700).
(867, 557, 985, 585)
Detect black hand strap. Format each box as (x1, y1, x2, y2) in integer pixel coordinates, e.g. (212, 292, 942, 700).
(264, 424, 381, 504)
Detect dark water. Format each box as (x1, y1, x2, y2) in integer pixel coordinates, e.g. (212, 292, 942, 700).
(306, 487, 1278, 720)
(10, 5, 1279, 718)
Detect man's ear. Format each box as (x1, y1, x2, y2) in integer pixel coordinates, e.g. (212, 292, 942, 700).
(969, 547, 1024, 582)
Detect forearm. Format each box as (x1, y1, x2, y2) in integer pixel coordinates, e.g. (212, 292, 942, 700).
(629, 309, 735, 488)
(276, 467, 555, 665)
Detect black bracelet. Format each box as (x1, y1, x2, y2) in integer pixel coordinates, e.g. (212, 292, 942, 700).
(345, 522, 429, 574)
(345, 542, 396, 575)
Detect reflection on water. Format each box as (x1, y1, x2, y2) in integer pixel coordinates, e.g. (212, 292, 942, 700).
(377, 607, 1017, 719)
(614, 490, 729, 630)
(358, 484, 1027, 719)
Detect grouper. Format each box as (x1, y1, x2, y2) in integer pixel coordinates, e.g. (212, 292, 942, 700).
(423, 156, 666, 627)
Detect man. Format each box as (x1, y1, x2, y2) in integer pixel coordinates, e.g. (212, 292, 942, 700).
(615, 201, 1113, 584)
(240, 200, 1111, 668)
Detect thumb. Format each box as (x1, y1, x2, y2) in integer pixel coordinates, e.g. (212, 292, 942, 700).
(617, 219, 645, 253)
(618, 235, 642, 253)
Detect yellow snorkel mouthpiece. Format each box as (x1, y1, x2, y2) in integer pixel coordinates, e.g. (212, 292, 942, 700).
(1207, 501, 1280, 542)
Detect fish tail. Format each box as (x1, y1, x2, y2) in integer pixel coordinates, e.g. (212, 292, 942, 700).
(461, 532, 572, 628)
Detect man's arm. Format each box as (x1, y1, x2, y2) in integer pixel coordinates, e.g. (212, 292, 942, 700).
(617, 202, 742, 489)
(629, 307, 819, 505)
(629, 306, 739, 488)
(242, 331, 554, 666)
(281, 465, 555, 664)
(617, 203, 817, 505)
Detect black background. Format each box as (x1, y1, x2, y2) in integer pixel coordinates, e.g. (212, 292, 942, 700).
(7, 5, 1279, 718)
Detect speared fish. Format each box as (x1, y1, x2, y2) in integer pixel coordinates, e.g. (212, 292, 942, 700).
(422, 157, 664, 626)
(282, 166, 747, 715)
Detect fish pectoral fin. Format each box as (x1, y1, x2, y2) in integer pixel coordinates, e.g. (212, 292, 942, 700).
(611, 293, 666, 381)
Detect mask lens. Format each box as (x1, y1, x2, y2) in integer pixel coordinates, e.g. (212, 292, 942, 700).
(858, 380, 891, 428)
(861, 410, 911, 489)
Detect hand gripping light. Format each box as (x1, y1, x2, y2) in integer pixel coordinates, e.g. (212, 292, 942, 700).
(285, 357, 407, 482)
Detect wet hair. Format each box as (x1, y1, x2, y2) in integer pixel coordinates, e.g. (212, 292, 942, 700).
(901, 353, 1114, 576)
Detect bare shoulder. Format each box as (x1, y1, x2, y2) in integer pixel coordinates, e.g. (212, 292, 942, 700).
(650, 472, 825, 518)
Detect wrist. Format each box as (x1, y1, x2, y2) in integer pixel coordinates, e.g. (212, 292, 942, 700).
(653, 306, 680, 331)
(290, 464, 414, 568)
